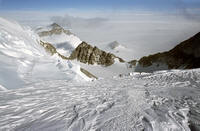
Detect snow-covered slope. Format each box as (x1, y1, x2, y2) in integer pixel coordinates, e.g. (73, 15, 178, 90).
(0, 17, 91, 89)
(0, 69, 199, 131)
(36, 23, 82, 57)
(0, 17, 45, 89)
(0, 84, 7, 91)
(0, 16, 200, 131)
(73, 59, 132, 78)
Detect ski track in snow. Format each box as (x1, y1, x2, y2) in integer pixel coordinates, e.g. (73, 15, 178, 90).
(0, 69, 200, 131)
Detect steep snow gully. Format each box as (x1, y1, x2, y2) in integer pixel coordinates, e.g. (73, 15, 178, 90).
(0, 17, 200, 131)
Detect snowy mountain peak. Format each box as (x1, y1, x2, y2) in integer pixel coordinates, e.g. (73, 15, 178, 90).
(36, 23, 82, 57)
(37, 23, 73, 37)
(49, 23, 62, 29)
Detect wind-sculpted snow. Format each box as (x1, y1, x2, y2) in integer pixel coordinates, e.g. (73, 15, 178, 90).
(0, 69, 200, 131)
(0, 17, 45, 89)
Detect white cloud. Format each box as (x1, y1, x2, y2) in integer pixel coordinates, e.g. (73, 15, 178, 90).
(0, 10, 200, 60)
(50, 14, 108, 29)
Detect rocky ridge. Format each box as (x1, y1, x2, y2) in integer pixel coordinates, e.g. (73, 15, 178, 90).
(69, 41, 125, 66)
(39, 40, 97, 79)
(129, 32, 200, 70)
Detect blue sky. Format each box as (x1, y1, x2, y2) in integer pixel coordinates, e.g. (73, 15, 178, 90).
(0, 0, 200, 11)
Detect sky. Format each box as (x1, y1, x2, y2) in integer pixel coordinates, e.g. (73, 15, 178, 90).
(0, 0, 200, 11)
(0, 0, 200, 60)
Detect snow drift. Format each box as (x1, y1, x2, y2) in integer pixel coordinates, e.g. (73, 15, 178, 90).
(0, 68, 200, 130)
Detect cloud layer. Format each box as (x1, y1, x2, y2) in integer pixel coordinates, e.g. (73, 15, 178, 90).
(50, 14, 108, 29)
(50, 12, 200, 60)
(0, 10, 200, 60)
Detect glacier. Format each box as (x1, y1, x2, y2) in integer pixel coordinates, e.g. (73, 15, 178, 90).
(0, 17, 200, 131)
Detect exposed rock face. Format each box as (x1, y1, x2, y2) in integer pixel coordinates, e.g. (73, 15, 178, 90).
(40, 40, 57, 55)
(70, 41, 125, 66)
(128, 60, 137, 68)
(136, 32, 200, 69)
(39, 40, 97, 79)
(37, 23, 72, 37)
(40, 40, 70, 60)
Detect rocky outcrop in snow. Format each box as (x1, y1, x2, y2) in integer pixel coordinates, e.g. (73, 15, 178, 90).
(36, 23, 82, 57)
(39, 41, 97, 79)
(70, 41, 125, 66)
(40, 41, 57, 55)
(40, 40, 68, 59)
(130, 32, 200, 72)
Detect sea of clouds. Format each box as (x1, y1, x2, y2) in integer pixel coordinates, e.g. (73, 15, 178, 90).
(0, 9, 199, 60)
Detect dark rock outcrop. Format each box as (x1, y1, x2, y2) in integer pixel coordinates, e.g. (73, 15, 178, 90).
(128, 60, 137, 68)
(40, 40, 70, 60)
(80, 68, 98, 79)
(40, 40, 57, 55)
(135, 32, 200, 69)
(70, 41, 125, 66)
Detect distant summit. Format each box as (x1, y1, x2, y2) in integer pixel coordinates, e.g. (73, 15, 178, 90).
(130, 32, 200, 72)
(50, 23, 61, 29)
(108, 41, 120, 49)
(37, 23, 73, 37)
(107, 41, 126, 50)
(36, 23, 82, 57)
(103, 41, 131, 61)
